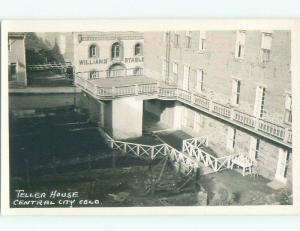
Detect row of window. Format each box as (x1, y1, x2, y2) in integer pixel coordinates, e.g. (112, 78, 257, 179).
(88, 42, 143, 59)
(165, 31, 274, 63)
(162, 60, 292, 124)
(88, 66, 143, 79)
(164, 31, 206, 51)
(231, 80, 292, 123)
(235, 31, 272, 63)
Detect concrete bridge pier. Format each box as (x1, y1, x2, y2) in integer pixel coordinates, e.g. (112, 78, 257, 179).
(110, 97, 143, 139)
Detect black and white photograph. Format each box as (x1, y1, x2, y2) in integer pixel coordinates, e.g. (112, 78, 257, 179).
(1, 20, 299, 215)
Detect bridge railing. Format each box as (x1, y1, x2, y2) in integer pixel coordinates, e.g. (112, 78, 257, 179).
(182, 137, 239, 172)
(97, 127, 199, 175)
(233, 110, 257, 128)
(258, 119, 285, 140)
(27, 62, 73, 70)
(75, 75, 292, 147)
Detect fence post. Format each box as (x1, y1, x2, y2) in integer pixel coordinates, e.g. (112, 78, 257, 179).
(214, 160, 218, 172)
(151, 146, 154, 159)
(227, 156, 231, 168)
(136, 145, 140, 156)
(123, 143, 127, 152)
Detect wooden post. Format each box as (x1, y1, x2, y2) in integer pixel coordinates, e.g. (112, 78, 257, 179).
(151, 146, 154, 160)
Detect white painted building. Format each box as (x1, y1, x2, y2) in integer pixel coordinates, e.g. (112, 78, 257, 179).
(73, 32, 144, 79)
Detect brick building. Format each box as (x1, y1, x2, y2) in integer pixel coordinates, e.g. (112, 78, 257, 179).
(73, 30, 292, 187)
(143, 30, 292, 185)
(8, 33, 27, 87)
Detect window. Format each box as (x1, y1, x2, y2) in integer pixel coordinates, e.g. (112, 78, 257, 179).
(89, 44, 98, 58)
(163, 32, 167, 42)
(284, 94, 292, 124)
(199, 31, 206, 51)
(183, 65, 190, 90)
(89, 71, 99, 79)
(182, 108, 194, 129)
(9, 63, 17, 81)
(194, 113, 204, 132)
(174, 33, 179, 48)
(231, 79, 241, 106)
(171, 62, 178, 85)
(187, 109, 195, 129)
(253, 86, 266, 118)
(186, 31, 192, 48)
(134, 43, 142, 56)
(235, 31, 246, 59)
(226, 127, 236, 151)
(249, 137, 260, 161)
(196, 69, 204, 92)
(162, 59, 167, 81)
(260, 33, 272, 63)
(112, 42, 121, 59)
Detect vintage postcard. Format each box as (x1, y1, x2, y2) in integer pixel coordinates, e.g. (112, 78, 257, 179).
(1, 20, 300, 215)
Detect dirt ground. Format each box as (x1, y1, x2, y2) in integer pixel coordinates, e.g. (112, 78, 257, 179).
(9, 106, 292, 208)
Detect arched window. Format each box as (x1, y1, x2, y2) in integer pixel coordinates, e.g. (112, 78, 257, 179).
(112, 42, 121, 59)
(89, 44, 98, 58)
(134, 43, 142, 56)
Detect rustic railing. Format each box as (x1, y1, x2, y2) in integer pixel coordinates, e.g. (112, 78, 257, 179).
(28, 62, 73, 71)
(182, 137, 239, 172)
(75, 75, 292, 147)
(109, 140, 199, 175)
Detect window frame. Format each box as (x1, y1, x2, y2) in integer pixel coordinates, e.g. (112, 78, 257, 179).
(111, 42, 122, 60)
(134, 43, 143, 56)
(89, 44, 98, 58)
(284, 94, 292, 124)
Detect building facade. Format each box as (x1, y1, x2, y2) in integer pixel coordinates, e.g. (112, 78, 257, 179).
(73, 32, 144, 79)
(74, 30, 292, 187)
(8, 33, 27, 87)
(143, 30, 292, 185)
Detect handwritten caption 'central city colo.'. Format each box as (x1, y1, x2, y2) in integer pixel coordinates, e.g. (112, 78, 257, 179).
(13, 190, 100, 207)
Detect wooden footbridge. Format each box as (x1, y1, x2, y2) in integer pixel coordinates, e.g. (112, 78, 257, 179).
(98, 127, 244, 176)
